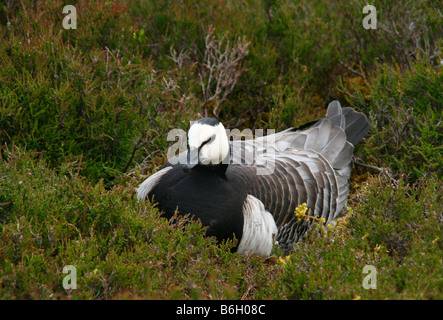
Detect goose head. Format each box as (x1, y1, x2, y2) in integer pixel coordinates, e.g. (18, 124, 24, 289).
(184, 117, 230, 171)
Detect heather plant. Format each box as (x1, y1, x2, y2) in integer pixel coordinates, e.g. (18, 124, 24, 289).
(0, 145, 283, 299)
(340, 59, 442, 182)
(0, 0, 441, 300)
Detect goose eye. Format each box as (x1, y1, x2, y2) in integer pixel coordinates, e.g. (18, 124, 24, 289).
(202, 138, 211, 146)
(200, 135, 215, 148)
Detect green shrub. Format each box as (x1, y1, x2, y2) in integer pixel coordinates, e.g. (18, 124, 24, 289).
(0, 1, 201, 182)
(0, 145, 285, 299)
(341, 59, 442, 182)
(1, 0, 442, 181)
(0, 0, 442, 300)
(279, 175, 442, 300)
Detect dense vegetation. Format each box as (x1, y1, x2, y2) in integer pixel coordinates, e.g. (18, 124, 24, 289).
(0, 0, 441, 299)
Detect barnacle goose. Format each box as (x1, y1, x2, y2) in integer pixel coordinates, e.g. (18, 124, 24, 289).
(137, 101, 371, 257)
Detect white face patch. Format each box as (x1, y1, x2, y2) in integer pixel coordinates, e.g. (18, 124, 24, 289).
(188, 122, 230, 165)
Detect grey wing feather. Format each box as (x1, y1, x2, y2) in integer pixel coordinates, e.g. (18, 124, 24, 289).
(229, 101, 370, 251)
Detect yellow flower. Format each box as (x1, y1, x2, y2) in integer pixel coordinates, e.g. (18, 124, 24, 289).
(278, 255, 291, 265)
(295, 203, 308, 221)
(374, 244, 388, 254)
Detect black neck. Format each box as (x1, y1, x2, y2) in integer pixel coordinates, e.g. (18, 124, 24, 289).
(192, 163, 228, 179)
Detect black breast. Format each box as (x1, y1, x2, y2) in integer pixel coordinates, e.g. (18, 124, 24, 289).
(148, 164, 248, 246)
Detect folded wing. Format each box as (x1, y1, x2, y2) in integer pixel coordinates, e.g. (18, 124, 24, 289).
(228, 101, 370, 251)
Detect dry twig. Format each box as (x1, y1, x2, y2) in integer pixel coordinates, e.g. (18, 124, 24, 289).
(353, 156, 399, 188)
(199, 25, 249, 117)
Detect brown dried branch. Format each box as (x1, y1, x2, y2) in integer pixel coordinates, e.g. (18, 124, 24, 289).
(353, 156, 399, 188)
(199, 25, 249, 117)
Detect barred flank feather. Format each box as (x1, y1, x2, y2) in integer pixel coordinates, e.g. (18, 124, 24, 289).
(228, 101, 370, 252)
